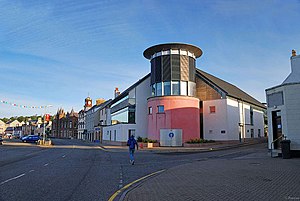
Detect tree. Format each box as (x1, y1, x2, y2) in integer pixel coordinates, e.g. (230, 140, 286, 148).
(17, 116, 25, 122)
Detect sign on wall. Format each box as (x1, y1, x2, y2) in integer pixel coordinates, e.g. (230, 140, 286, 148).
(160, 129, 182, 147)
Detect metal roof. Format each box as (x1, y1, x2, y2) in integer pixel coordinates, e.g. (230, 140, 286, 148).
(143, 43, 202, 59)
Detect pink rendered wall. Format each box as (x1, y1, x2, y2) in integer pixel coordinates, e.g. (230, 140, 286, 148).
(147, 96, 200, 142)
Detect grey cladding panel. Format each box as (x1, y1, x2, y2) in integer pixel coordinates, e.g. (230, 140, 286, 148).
(189, 57, 195, 82)
(155, 57, 162, 83)
(171, 54, 180, 80)
(267, 91, 284, 107)
(162, 55, 171, 81)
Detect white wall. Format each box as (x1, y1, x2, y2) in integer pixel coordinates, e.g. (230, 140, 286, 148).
(284, 84, 300, 150)
(203, 99, 229, 140)
(227, 98, 240, 140)
(135, 76, 151, 138)
(103, 124, 137, 142)
(204, 98, 265, 141)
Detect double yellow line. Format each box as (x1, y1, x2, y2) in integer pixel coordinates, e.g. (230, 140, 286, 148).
(108, 169, 166, 201)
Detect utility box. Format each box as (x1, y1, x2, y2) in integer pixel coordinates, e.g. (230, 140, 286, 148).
(160, 129, 182, 147)
(280, 140, 291, 159)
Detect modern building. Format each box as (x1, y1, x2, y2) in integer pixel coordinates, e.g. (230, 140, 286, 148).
(103, 81, 151, 144)
(103, 43, 266, 146)
(266, 50, 300, 153)
(52, 109, 78, 139)
(144, 43, 265, 145)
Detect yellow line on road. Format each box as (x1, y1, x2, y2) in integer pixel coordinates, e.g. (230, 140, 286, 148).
(108, 169, 165, 201)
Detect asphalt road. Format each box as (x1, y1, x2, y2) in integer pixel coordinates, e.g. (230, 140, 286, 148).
(0, 139, 268, 201)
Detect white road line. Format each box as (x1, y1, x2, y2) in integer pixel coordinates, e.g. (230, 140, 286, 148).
(0, 173, 26, 186)
(44, 163, 49, 166)
(62, 155, 66, 158)
(29, 170, 35, 173)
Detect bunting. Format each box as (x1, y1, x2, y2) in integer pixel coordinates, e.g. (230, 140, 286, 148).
(0, 100, 53, 109)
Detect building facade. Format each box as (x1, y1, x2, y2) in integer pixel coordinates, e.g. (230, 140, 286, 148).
(78, 97, 92, 140)
(102, 43, 266, 146)
(103, 78, 151, 144)
(266, 50, 300, 152)
(52, 109, 78, 139)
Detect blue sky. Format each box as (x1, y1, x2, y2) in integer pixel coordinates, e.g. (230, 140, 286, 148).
(1, 0, 300, 118)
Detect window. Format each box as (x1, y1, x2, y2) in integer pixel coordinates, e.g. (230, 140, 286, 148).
(158, 105, 164, 113)
(258, 129, 261, 137)
(114, 130, 117, 141)
(69, 121, 72, 128)
(164, 82, 171, 95)
(180, 81, 188, 96)
(172, 81, 180, 95)
(250, 107, 253, 125)
(151, 84, 156, 96)
(148, 107, 153, 115)
(156, 83, 162, 96)
(209, 106, 216, 113)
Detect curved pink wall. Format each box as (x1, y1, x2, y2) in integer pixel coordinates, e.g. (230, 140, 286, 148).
(147, 96, 200, 143)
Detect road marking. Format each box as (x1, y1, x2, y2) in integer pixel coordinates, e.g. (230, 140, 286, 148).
(29, 170, 35, 173)
(0, 173, 26, 186)
(62, 155, 66, 158)
(44, 163, 49, 166)
(108, 169, 165, 201)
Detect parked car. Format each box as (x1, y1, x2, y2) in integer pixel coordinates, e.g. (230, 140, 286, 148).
(21, 135, 40, 143)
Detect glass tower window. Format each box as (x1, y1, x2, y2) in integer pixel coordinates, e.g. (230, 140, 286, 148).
(172, 81, 180, 95)
(156, 83, 162, 96)
(164, 82, 171, 96)
(180, 81, 187, 96)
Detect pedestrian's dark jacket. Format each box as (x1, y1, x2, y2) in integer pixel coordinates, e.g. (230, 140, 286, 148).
(127, 136, 138, 149)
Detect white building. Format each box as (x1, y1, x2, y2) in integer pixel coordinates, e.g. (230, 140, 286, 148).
(78, 97, 92, 140)
(197, 69, 265, 141)
(266, 50, 300, 152)
(103, 75, 151, 145)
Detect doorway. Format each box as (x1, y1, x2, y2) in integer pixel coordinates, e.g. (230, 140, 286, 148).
(272, 110, 282, 149)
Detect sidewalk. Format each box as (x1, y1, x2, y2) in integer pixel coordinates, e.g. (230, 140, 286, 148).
(121, 145, 300, 201)
(99, 138, 267, 153)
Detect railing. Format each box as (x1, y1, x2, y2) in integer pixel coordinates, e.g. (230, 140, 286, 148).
(271, 134, 284, 157)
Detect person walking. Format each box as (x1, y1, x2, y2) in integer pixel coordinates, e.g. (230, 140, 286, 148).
(127, 135, 138, 165)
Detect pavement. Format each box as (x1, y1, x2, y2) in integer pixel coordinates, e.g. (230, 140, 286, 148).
(3, 138, 299, 201)
(120, 145, 300, 201)
(99, 138, 268, 154)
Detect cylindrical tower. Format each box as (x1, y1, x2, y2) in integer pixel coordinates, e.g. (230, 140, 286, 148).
(144, 43, 202, 145)
(144, 43, 202, 97)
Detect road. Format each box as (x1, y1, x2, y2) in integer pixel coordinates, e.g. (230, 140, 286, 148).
(0, 139, 269, 201)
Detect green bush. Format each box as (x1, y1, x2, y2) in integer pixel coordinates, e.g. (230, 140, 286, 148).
(186, 138, 215, 144)
(136, 136, 158, 143)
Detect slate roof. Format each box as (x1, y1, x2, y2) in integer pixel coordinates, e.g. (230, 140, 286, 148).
(196, 69, 266, 109)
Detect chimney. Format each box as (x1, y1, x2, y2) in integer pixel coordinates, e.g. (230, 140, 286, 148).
(282, 49, 300, 84)
(96, 98, 105, 105)
(114, 87, 120, 98)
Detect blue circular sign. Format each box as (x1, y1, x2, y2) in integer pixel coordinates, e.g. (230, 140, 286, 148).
(169, 132, 174, 138)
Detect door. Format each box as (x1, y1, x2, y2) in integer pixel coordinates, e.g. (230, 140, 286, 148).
(272, 111, 282, 149)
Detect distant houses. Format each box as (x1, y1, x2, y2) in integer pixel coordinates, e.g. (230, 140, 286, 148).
(0, 117, 52, 138)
